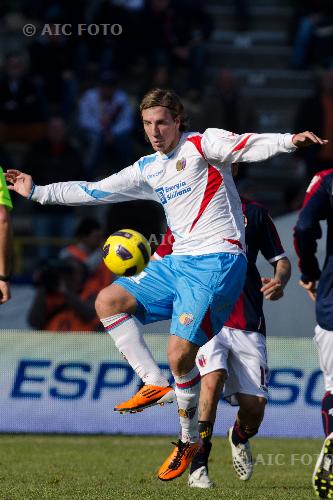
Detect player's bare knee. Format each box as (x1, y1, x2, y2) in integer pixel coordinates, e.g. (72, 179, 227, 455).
(201, 370, 226, 395)
(253, 396, 266, 416)
(240, 396, 266, 423)
(255, 397, 267, 420)
(167, 338, 198, 375)
(168, 350, 194, 375)
(95, 284, 136, 318)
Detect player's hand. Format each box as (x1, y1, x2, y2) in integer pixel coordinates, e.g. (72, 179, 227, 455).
(5, 169, 33, 198)
(299, 279, 317, 302)
(292, 131, 328, 148)
(261, 277, 284, 301)
(0, 281, 10, 304)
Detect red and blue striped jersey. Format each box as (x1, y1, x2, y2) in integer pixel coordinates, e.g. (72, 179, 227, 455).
(155, 197, 286, 335)
(294, 169, 333, 330)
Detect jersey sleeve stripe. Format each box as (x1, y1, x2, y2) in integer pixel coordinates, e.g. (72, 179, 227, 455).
(186, 135, 205, 159)
(138, 154, 158, 171)
(302, 169, 333, 207)
(79, 185, 111, 199)
(231, 133, 254, 153)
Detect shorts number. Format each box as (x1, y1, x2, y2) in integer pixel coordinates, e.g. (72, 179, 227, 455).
(260, 366, 269, 390)
(129, 271, 147, 284)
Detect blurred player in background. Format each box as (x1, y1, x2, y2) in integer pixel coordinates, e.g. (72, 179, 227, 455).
(188, 195, 290, 487)
(0, 166, 13, 303)
(294, 169, 333, 499)
(27, 257, 100, 332)
(60, 216, 114, 291)
(5, 88, 326, 481)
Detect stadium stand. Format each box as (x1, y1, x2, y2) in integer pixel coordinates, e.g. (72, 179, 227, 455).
(0, 0, 325, 277)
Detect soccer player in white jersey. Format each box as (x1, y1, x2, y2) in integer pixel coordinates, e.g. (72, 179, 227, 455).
(6, 88, 327, 481)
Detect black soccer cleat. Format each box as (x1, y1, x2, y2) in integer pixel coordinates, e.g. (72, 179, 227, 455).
(313, 432, 333, 498)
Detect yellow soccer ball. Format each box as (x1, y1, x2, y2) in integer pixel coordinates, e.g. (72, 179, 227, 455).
(102, 229, 151, 276)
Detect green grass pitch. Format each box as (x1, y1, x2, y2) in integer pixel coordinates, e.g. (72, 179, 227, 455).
(0, 434, 322, 499)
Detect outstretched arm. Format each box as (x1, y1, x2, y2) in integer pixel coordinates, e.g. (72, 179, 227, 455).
(5, 165, 157, 206)
(201, 129, 327, 165)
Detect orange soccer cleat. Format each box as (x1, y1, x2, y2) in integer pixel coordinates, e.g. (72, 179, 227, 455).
(114, 385, 175, 414)
(158, 440, 199, 481)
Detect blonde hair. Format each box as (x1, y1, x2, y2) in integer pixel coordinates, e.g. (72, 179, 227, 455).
(140, 88, 188, 131)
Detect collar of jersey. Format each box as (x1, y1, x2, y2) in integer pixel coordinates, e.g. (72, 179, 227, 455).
(157, 133, 185, 160)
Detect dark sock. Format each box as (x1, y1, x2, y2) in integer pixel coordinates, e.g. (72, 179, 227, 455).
(190, 421, 213, 474)
(198, 420, 213, 442)
(322, 391, 333, 436)
(231, 420, 259, 446)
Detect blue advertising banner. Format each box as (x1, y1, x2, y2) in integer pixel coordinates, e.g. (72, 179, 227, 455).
(0, 331, 324, 437)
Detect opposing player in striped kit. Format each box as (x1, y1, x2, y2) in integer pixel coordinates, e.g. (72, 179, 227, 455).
(6, 88, 327, 481)
(294, 169, 333, 498)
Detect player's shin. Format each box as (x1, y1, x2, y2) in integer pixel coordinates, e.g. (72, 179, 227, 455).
(231, 418, 260, 445)
(190, 421, 213, 474)
(101, 314, 168, 386)
(174, 365, 201, 443)
(232, 397, 265, 445)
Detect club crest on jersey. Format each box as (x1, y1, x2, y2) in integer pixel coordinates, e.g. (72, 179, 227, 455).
(179, 313, 194, 326)
(176, 157, 186, 172)
(197, 354, 207, 368)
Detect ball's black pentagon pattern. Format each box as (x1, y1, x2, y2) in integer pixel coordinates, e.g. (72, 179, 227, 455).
(115, 245, 133, 261)
(124, 266, 137, 276)
(102, 244, 110, 258)
(113, 231, 133, 239)
(138, 242, 150, 264)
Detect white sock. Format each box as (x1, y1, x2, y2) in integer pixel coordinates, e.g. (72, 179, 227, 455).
(101, 314, 169, 387)
(173, 365, 201, 443)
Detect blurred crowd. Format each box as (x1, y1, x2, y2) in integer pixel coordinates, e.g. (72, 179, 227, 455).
(0, 0, 214, 282)
(27, 217, 113, 332)
(0, 0, 333, 330)
(289, 0, 333, 70)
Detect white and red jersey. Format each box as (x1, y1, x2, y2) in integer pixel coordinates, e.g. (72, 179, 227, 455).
(32, 128, 296, 256)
